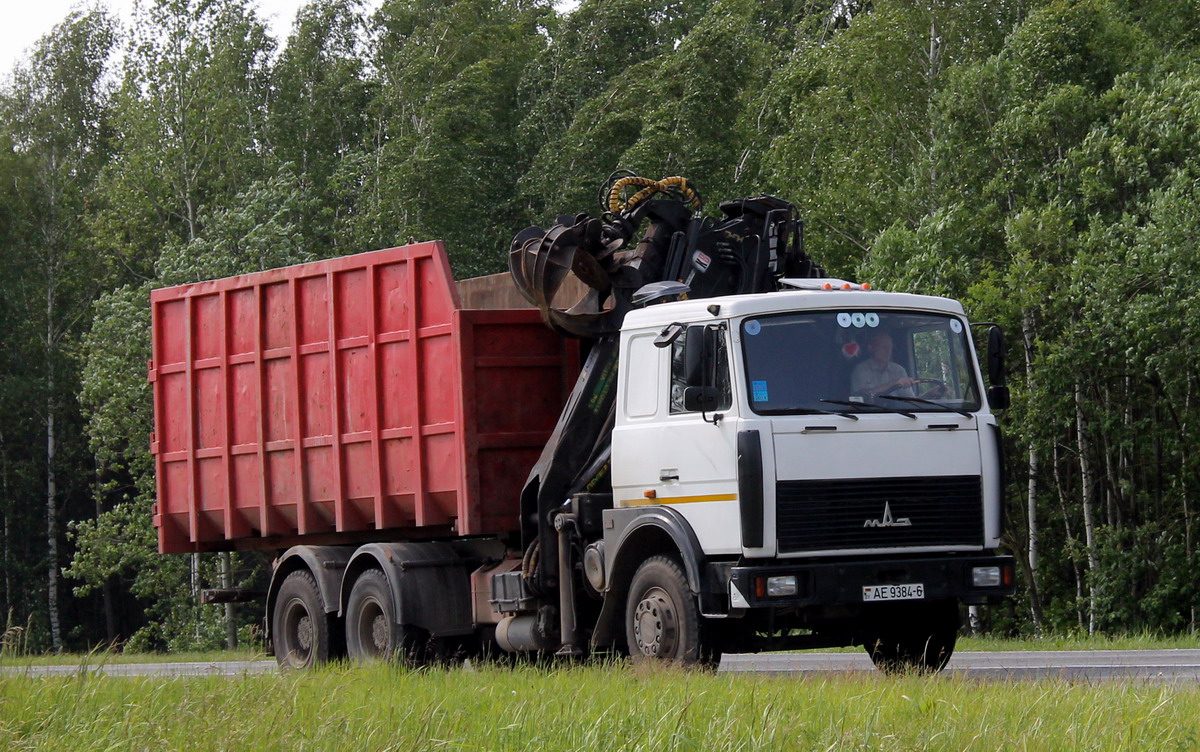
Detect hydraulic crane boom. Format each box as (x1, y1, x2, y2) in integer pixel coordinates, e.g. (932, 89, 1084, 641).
(508, 174, 825, 594)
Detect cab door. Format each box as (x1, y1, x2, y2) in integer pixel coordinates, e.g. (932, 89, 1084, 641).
(611, 324, 742, 555)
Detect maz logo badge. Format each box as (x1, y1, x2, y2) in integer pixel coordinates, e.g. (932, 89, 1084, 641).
(863, 502, 912, 528)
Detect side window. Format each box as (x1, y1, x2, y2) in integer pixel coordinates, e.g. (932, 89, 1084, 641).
(624, 334, 660, 418)
(669, 337, 688, 413)
(669, 326, 732, 414)
(912, 329, 949, 381)
(910, 325, 977, 402)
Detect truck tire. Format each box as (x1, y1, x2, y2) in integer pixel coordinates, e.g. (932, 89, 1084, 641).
(864, 599, 959, 674)
(273, 570, 332, 669)
(345, 569, 425, 664)
(624, 555, 702, 663)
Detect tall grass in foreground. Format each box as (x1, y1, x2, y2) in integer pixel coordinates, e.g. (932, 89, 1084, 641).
(2, 662, 1199, 751)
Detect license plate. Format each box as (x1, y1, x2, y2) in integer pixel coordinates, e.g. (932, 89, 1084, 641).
(863, 583, 925, 602)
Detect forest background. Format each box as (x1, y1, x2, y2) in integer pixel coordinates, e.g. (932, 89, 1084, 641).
(1, 0, 1198, 652)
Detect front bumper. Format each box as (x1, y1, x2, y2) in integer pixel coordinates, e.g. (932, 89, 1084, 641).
(728, 554, 1015, 608)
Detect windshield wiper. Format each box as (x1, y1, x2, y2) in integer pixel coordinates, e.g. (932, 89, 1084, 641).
(878, 395, 973, 418)
(804, 406, 858, 421)
(820, 398, 916, 420)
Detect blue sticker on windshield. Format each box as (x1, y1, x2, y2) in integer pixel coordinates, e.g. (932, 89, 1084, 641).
(752, 380, 769, 402)
(744, 319, 761, 335)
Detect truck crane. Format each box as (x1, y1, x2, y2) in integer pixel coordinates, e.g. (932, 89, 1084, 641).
(150, 174, 1015, 671)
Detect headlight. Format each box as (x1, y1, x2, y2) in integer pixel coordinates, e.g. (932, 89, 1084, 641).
(766, 575, 798, 597)
(972, 566, 1001, 587)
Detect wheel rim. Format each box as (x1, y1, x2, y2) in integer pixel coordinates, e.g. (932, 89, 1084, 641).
(354, 597, 389, 658)
(632, 586, 679, 657)
(282, 597, 313, 666)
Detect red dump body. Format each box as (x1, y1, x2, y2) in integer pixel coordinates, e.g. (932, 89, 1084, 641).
(150, 242, 574, 554)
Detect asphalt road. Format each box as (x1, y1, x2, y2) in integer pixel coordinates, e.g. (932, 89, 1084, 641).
(1, 660, 278, 678)
(5, 649, 1200, 680)
(719, 649, 1200, 681)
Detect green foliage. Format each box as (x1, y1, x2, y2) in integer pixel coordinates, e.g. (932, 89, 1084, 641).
(618, 0, 769, 199)
(1091, 524, 1196, 631)
(72, 170, 320, 649)
(516, 0, 707, 214)
(77, 284, 153, 498)
(339, 0, 550, 275)
(268, 0, 372, 256)
(95, 0, 275, 271)
(3, 0, 1200, 649)
(0, 7, 119, 652)
(764, 2, 1021, 274)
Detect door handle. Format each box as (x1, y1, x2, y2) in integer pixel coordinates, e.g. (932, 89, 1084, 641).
(660, 469, 680, 482)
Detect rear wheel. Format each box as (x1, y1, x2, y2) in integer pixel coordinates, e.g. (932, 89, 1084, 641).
(624, 556, 703, 663)
(273, 570, 331, 669)
(346, 569, 425, 664)
(864, 599, 959, 674)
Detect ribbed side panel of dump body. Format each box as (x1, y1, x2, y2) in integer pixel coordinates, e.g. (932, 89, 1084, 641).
(150, 241, 575, 554)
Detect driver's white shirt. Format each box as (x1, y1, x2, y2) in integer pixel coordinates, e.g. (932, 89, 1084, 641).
(851, 360, 915, 398)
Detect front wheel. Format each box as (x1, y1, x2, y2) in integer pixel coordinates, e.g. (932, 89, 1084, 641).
(864, 599, 959, 674)
(345, 569, 426, 664)
(624, 556, 703, 663)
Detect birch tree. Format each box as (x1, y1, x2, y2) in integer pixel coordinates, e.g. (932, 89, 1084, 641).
(1, 9, 116, 650)
(97, 0, 274, 268)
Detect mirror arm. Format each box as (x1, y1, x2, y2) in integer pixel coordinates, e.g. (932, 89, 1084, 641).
(701, 322, 727, 425)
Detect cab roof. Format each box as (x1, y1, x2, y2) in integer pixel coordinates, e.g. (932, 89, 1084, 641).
(622, 286, 966, 331)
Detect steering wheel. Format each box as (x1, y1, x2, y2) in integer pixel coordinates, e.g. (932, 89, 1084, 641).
(881, 378, 946, 397)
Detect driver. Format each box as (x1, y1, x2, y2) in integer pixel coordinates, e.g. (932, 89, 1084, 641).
(850, 330, 915, 399)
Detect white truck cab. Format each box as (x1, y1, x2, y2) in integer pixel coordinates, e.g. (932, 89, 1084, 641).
(602, 282, 1013, 667)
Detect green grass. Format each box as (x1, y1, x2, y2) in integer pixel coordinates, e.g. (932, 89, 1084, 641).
(2, 662, 1199, 751)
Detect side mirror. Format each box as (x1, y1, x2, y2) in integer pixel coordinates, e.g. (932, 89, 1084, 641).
(683, 386, 719, 411)
(987, 384, 1011, 411)
(683, 326, 716, 387)
(987, 325, 1007, 387)
(654, 322, 685, 349)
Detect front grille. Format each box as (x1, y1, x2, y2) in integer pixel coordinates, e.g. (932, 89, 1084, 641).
(776, 475, 983, 553)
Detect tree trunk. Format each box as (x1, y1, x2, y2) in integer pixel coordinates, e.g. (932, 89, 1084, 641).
(221, 552, 237, 650)
(1020, 313, 1043, 631)
(185, 194, 197, 242)
(46, 282, 62, 653)
(46, 389, 61, 652)
(191, 552, 204, 644)
(1103, 440, 1118, 528)
(1099, 387, 1122, 528)
(1, 427, 10, 616)
(93, 470, 117, 645)
(1183, 373, 1195, 633)
(1053, 443, 1086, 630)
(1025, 444, 1045, 631)
(1075, 384, 1099, 635)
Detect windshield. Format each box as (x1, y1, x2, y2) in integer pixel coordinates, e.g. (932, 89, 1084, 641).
(740, 310, 981, 415)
